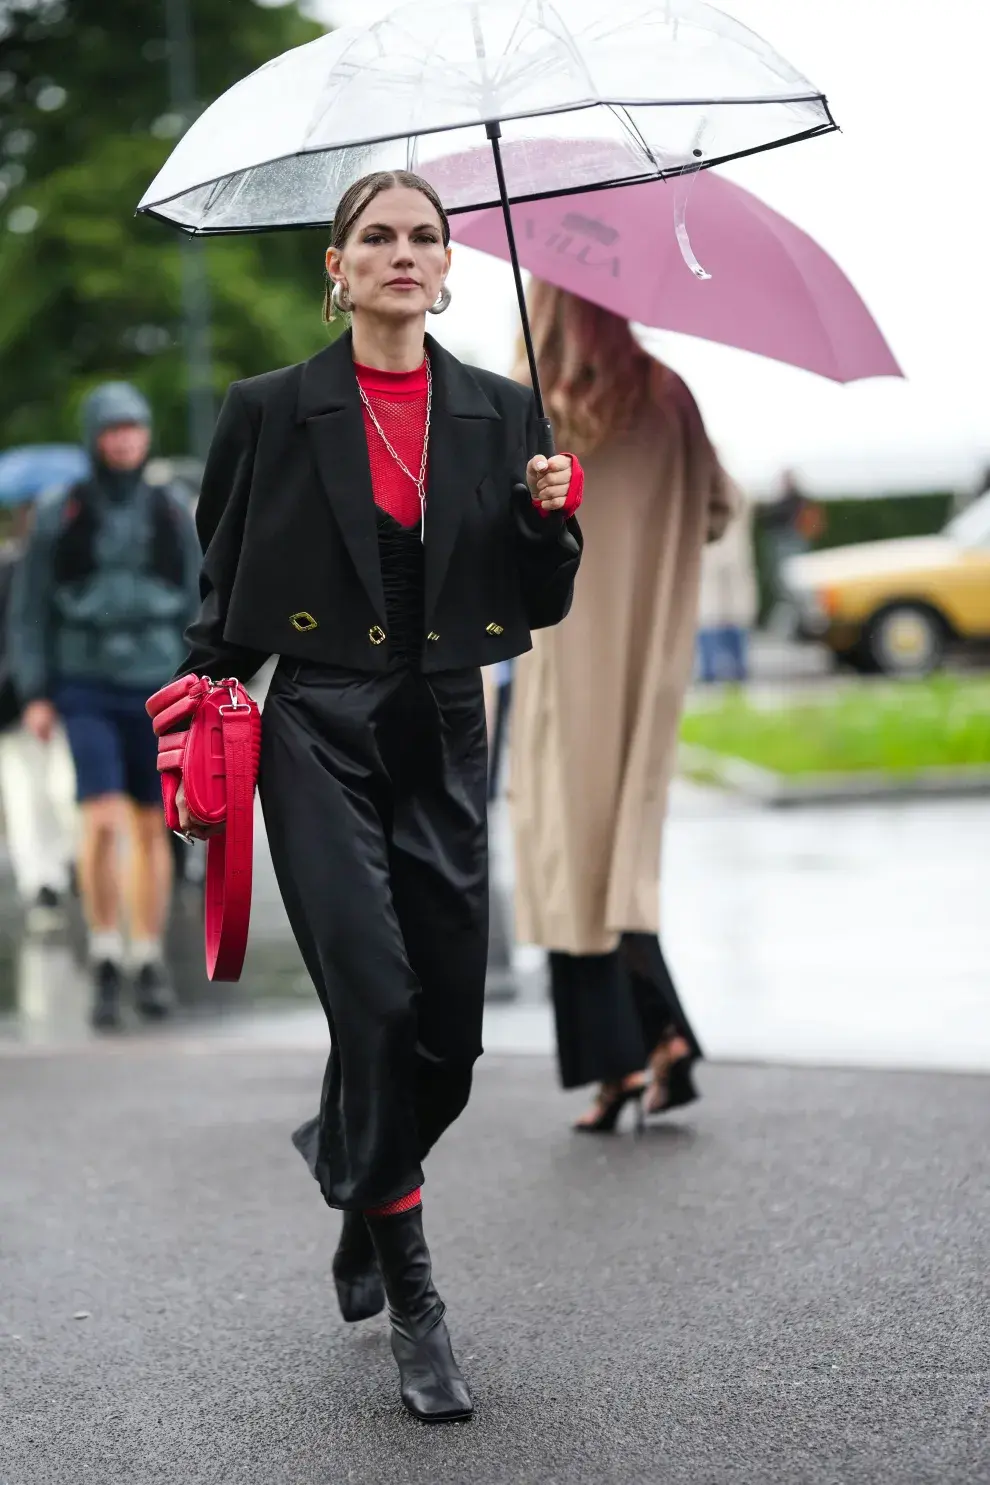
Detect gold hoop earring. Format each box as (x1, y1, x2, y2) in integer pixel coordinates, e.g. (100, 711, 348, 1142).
(427, 284, 452, 315)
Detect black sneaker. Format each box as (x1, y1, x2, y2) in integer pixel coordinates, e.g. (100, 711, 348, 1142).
(90, 960, 124, 1031)
(134, 961, 176, 1020)
(25, 885, 65, 933)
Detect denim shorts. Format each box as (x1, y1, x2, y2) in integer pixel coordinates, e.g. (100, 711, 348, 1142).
(54, 680, 161, 806)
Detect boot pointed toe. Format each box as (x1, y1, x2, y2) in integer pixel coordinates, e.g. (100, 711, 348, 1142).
(334, 1270, 386, 1324)
(332, 1211, 385, 1323)
(391, 1317, 473, 1422)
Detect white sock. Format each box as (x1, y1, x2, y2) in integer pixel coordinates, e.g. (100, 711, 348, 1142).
(89, 929, 125, 966)
(130, 938, 163, 970)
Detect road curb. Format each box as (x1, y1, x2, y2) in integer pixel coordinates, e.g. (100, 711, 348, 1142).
(678, 744, 990, 807)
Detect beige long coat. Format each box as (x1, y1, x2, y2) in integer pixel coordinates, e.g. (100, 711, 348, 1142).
(509, 377, 732, 956)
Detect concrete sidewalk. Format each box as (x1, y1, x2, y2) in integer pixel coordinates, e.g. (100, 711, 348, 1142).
(2, 1046, 987, 1484)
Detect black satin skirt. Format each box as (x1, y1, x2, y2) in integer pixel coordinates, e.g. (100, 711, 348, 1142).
(258, 515, 488, 1210)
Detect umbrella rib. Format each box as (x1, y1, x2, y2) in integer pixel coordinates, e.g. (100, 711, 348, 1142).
(306, 13, 487, 149)
(308, 66, 481, 151)
(480, 3, 596, 112)
(475, 13, 565, 121)
(503, 4, 598, 103)
(485, 5, 533, 93)
(607, 104, 661, 173)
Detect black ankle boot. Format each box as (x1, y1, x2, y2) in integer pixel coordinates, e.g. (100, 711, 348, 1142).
(332, 1211, 385, 1323)
(134, 961, 176, 1020)
(90, 960, 123, 1030)
(365, 1206, 473, 1423)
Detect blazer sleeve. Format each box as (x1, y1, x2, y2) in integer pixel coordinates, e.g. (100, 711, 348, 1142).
(177, 384, 269, 683)
(511, 393, 583, 632)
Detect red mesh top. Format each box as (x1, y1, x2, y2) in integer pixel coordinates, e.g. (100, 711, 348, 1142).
(354, 359, 428, 529)
(353, 356, 585, 527)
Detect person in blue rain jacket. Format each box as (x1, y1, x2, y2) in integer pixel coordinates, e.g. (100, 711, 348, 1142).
(10, 383, 201, 1029)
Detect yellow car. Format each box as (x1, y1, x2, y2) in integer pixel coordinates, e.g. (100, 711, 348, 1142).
(784, 491, 990, 674)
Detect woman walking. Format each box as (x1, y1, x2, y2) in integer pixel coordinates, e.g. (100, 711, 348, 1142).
(170, 176, 582, 1420)
(510, 283, 733, 1132)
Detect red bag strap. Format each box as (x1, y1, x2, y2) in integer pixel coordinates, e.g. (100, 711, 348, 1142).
(204, 698, 257, 982)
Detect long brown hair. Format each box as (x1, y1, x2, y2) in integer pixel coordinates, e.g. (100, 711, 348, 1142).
(512, 281, 674, 458)
(323, 170, 450, 323)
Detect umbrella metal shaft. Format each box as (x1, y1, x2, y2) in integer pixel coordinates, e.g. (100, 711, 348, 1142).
(485, 121, 555, 458)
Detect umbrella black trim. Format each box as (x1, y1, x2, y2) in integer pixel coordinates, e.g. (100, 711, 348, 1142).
(138, 94, 837, 230)
(445, 122, 838, 215)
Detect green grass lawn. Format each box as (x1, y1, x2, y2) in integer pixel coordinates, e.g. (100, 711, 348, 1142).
(680, 677, 990, 777)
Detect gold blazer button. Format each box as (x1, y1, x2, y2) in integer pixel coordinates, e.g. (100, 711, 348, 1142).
(289, 611, 318, 633)
(485, 622, 505, 636)
(368, 625, 387, 646)
(427, 631, 440, 643)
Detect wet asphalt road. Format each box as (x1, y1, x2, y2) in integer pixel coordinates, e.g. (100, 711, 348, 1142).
(2, 1044, 988, 1485)
(2, 665, 989, 1481)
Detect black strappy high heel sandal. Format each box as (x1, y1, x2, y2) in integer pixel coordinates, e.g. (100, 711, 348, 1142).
(573, 1079, 646, 1134)
(644, 1038, 699, 1117)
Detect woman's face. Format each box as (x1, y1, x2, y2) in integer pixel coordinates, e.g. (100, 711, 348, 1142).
(326, 186, 451, 323)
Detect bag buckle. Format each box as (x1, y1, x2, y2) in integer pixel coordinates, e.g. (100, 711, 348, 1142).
(214, 678, 245, 714)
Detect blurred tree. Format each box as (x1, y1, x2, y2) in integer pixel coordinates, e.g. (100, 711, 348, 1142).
(0, 0, 332, 454)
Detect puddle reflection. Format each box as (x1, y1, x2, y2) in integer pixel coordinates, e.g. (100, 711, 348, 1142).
(0, 871, 313, 1048)
(3, 787, 988, 1071)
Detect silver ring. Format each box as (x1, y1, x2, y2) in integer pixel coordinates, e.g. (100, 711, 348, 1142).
(172, 828, 196, 845)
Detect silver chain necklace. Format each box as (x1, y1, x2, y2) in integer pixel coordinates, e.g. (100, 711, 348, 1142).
(357, 354, 432, 542)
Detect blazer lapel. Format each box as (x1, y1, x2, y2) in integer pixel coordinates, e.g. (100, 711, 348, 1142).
(423, 335, 499, 627)
(297, 333, 386, 625)
(297, 331, 500, 636)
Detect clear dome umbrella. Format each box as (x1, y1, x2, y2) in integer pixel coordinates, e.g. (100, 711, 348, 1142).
(138, 0, 837, 452)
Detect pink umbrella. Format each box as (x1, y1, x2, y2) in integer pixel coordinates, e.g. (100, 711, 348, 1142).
(451, 172, 901, 383)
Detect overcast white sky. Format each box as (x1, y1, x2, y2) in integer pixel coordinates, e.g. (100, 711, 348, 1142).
(304, 0, 989, 491)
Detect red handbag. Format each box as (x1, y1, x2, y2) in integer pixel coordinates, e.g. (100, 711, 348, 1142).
(146, 675, 261, 982)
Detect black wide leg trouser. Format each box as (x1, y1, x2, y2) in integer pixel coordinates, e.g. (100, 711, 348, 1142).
(550, 934, 703, 1090)
(259, 658, 489, 1211)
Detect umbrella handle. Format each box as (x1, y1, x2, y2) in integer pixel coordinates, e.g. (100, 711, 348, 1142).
(536, 418, 556, 460)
